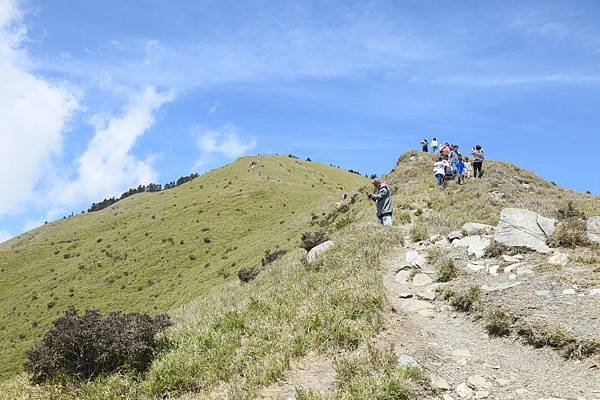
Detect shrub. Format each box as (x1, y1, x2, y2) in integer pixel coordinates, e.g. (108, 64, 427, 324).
(395, 211, 411, 225)
(300, 230, 329, 251)
(238, 267, 261, 283)
(261, 249, 286, 266)
(409, 223, 428, 243)
(556, 201, 586, 221)
(548, 218, 590, 248)
(485, 309, 512, 337)
(25, 308, 171, 383)
(484, 241, 533, 258)
(450, 286, 481, 312)
(437, 259, 458, 283)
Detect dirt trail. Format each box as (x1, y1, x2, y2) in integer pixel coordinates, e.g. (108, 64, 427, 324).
(381, 243, 600, 400)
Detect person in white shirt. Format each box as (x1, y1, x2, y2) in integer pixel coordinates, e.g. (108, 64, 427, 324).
(433, 155, 451, 191)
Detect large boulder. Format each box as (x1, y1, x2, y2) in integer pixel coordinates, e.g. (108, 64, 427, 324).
(587, 216, 600, 244)
(494, 208, 556, 253)
(463, 222, 495, 236)
(306, 240, 335, 262)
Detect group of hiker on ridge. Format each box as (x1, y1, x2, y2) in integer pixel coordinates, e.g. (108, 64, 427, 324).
(367, 139, 486, 226)
(423, 138, 485, 191)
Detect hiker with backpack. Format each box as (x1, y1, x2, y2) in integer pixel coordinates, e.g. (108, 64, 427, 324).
(433, 155, 451, 191)
(367, 178, 393, 226)
(471, 145, 485, 178)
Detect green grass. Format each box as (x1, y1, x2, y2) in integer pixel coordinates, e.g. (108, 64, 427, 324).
(0, 155, 367, 378)
(0, 224, 404, 399)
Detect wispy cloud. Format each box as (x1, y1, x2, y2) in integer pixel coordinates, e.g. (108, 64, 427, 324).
(54, 87, 174, 205)
(0, 0, 78, 215)
(430, 74, 600, 87)
(193, 124, 256, 166)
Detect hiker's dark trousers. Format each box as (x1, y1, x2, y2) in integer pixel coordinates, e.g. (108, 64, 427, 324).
(473, 161, 483, 178)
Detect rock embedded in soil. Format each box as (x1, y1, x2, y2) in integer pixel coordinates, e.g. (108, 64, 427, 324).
(306, 240, 335, 262)
(397, 354, 419, 367)
(452, 235, 491, 258)
(587, 216, 600, 244)
(456, 382, 475, 399)
(406, 250, 427, 267)
(548, 252, 569, 266)
(463, 222, 495, 236)
(431, 374, 451, 390)
(412, 273, 433, 286)
(494, 208, 556, 253)
(448, 231, 464, 241)
(467, 375, 493, 390)
(395, 270, 412, 284)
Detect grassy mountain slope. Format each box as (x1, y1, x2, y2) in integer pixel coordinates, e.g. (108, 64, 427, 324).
(2, 150, 599, 400)
(0, 155, 367, 377)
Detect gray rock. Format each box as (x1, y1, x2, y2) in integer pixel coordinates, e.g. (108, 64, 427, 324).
(448, 231, 464, 241)
(463, 222, 495, 236)
(548, 252, 569, 266)
(416, 285, 437, 300)
(306, 240, 335, 262)
(467, 262, 487, 273)
(502, 254, 524, 263)
(474, 391, 489, 399)
(589, 288, 600, 296)
(467, 375, 492, 390)
(412, 273, 433, 287)
(397, 291, 413, 298)
(494, 208, 556, 253)
(395, 270, 412, 284)
(535, 290, 551, 297)
(431, 374, 451, 390)
(406, 250, 427, 267)
(397, 354, 419, 367)
(562, 289, 577, 295)
(488, 265, 499, 276)
(400, 299, 433, 313)
(481, 282, 524, 292)
(456, 382, 474, 399)
(587, 216, 600, 244)
(452, 235, 491, 258)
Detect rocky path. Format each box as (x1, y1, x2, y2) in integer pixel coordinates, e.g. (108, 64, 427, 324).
(381, 243, 600, 400)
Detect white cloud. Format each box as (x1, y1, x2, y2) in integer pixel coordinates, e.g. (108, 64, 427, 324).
(0, 230, 13, 244)
(431, 74, 600, 87)
(0, 0, 78, 215)
(55, 87, 173, 205)
(193, 124, 256, 166)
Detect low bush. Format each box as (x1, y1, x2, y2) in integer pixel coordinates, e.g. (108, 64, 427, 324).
(556, 201, 586, 221)
(238, 267, 261, 283)
(300, 230, 329, 251)
(396, 211, 411, 225)
(261, 249, 287, 266)
(436, 259, 458, 283)
(485, 309, 512, 337)
(409, 223, 428, 243)
(25, 308, 171, 384)
(548, 218, 590, 248)
(450, 286, 481, 312)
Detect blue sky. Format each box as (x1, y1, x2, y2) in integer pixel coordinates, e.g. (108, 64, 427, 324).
(1, 0, 600, 242)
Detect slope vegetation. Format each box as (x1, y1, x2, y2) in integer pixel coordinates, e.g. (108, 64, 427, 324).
(0, 155, 366, 377)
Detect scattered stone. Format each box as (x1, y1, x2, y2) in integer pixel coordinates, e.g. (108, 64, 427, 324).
(502, 254, 524, 263)
(395, 270, 412, 284)
(495, 378, 510, 386)
(503, 263, 521, 274)
(516, 266, 534, 276)
(417, 285, 437, 300)
(463, 222, 495, 236)
(456, 382, 474, 399)
(306, 240, 335, 262)
(412, 273, 433, 287)
(488, 265, 499, 276)
(588, 288, 600, 296)
(494, 208, 556, 253)
(481, 282, 523, 292)
(448, 231, 464, 241)
(406, 250, 427, 267)
(431, 374, 451, 390)
(509, 273, 517, 281)
(397, 291, 413, 298)
(490, 191, 505, 200)
(467, 262, 487, 273)
(562, 289, 577, 295)
(474, 391, 489, 399)
(435, 238, 451, 248)
(443, 395, 455, 400)
(397, 354, 419, 367)
(515, 388, 531, 397)
(452, 235, 491, 258)
(457, 358, 468, 366)
(587, 216, 600, 244)
(467, 375, 492, 390)
(535, 290, 551, 297)
(548, 252, 569, 266)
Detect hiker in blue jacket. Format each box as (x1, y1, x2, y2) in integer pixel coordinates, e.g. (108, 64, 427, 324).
(368, 178, 393, 226)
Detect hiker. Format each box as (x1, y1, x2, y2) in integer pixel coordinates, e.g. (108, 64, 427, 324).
(420, 139, 429, 152)
(471, 145, 485, 178)
(433, 155, 451, 191)
(455, 155, 466, 184)
(440, 142, 452, 154)
(367, 178, 393, 226)
(463, 156, 473, 179)
(431, 137, 439, 153)
(448, 145, 461, 169)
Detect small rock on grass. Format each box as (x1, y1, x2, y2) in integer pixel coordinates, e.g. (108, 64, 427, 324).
(397, 354, 419, 367)
(456, 382, 474, 399)
(431, 374, 451, 390)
